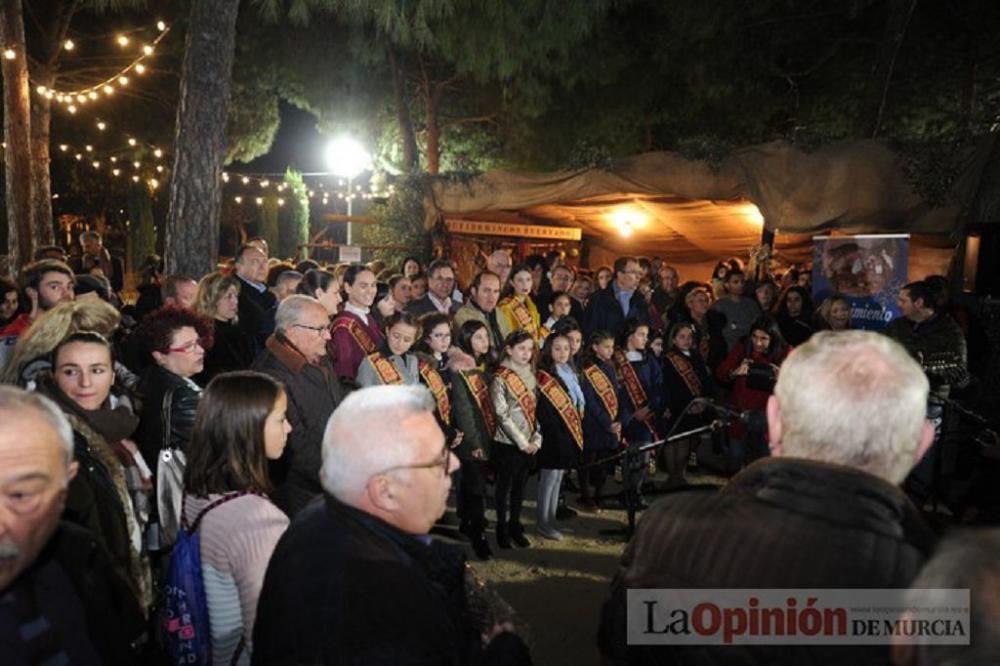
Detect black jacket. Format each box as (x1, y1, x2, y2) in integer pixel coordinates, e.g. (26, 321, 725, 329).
(194, 318, 255, 386)
(237, 277, 278, 353)
(253, 494, 530, 665)
(1, 522, 147, 665)
(582, 284, 649, 340)
(599, 457, 937, 665)
(536, 370, 584, 470)
(251, 333, 346, 517)
(406, 294, 460, 317)
(135, 364, 202, 465)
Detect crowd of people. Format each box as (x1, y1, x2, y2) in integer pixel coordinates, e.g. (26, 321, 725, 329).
(0, 231, 996, 665)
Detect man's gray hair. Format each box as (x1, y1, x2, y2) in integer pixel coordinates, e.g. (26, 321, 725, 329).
(320, 385, 436, 504)
(774, 330, 929, 484)
(0, 386, 74, 465)
(275, 270, 303, 288)
(79, 230, 101, 244)
(275, 294, 322, 332)
(904, 529, 1000, 665)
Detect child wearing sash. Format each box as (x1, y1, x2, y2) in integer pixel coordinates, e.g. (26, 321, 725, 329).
(331, 265, 385, 384)
(662, 321, 715, 486)
(496, 264, 541, 343)
(356, 311, 421, 387)
(613, 319, 664, 512)
(577, 330, 621, 512)
(451, 320, 497, 559)
(535, 332, 584, 540)
(490, 330, 541, 549)
(539, 291, 573, 342)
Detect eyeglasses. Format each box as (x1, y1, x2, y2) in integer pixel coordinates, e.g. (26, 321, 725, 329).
(377, 443, 453, 477)
(167, 337, 207, 354)
(293, 323, 331, 335)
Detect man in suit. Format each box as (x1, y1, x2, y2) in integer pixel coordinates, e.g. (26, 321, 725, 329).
(406, 259, 460, 316)
(234, 244, 278, 352)
(582, 256, 648, 340)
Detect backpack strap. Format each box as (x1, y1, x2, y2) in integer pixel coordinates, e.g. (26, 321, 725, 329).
(181, 490, 264, 533)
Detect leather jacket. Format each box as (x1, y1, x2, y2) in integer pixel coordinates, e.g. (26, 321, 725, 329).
(135, 364, 202, 465)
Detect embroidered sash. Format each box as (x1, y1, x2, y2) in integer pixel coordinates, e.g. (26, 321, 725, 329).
(666, 351, 702, 398)
(500, 297, 538, 338)
(368, 353, 404, 385)
(495, 366, 536, 429)
(418, 360, 451, 425)
(460, 370, 497, 436)
(537, 370, 584, 449)
(582, 363, 618, 420)
(613, 350, 659, 438)
(333, 314, 377, 355)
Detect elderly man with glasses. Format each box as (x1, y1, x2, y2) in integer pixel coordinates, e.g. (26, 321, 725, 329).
(253, 385, 532, 665)
(252, 295, 347, 517)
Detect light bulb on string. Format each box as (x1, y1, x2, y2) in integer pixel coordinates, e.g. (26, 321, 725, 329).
(112, 169, 120, 176)
(132, 175, 140, 182)
(117, 35, 129, 47)
(96, 121, 106, 131)
(156, 165, 164, 173)
(59, 145, 68, 152)
(87, 91, 97, 100)
(103, 85, 114, 95)
(255, 197, 263, 205)
(75, 153, 83, 161)
(242, 177, 250, 185)
(4, 49, 15, 60)
(157, 21, 167, 32)
(277, 198, 285, 206)
(63, 40, 75, 51)
(85, 145, 93, 152)
(118, 76, 129, 86)
(134, 64, 146, 74)
(234, 196, 242, 203)
(142, 45, 154, 55)
(133, 161, 140, 168)
(128, 138, 136, 146)
(153, 148, 163, 158)
(222, 173, 230, 182)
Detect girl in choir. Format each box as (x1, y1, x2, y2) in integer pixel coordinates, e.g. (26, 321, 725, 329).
(451, 320, 497, 559)
(496, 264, 541, 342)
(539, 291, 573, 341)
(535, 332, 584, 540)
(330, 264, 383, 383)
(577, 330, 621, 512)
(612, 319, 664, 511)
(356, 312, 421, 387)
(661, 321, 715, 486)
(490, 330, 541, 548)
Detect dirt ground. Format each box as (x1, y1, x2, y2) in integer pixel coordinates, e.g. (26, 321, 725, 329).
(437, 464, 726, 666)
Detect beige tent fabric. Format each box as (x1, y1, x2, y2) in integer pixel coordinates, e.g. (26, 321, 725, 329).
(429, 139, 988, 271)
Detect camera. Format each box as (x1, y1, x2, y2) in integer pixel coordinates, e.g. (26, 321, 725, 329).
(746, 362, 776, 392)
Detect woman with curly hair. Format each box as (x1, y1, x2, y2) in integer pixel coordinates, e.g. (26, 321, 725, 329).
(134, 306, 212, 466)
(194, 271, 254, 384)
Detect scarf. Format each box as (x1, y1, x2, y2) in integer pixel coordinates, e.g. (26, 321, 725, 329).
(555, 363, 585, 410)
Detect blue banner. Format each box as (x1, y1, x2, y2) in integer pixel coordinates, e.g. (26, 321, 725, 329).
(812, 235, 909, 331)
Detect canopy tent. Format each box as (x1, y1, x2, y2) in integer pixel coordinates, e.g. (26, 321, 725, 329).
(429, 140, 990, 281)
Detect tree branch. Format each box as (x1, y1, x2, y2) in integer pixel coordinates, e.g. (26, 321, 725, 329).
(439, 113, 497, 129)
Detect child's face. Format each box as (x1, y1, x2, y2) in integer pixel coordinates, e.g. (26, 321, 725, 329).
(508, 339, 534, 365)
(549, 336, 572, 365)
(592, 338, 614, 362)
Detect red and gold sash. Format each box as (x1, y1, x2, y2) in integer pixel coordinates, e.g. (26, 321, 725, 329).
(582, 363, 619, 420)
(666, 350, 702, 398)
(613, 350, 659, 438)
(368, 353, 404, 385)
(495, 366, 536, 429)
(333, 314, 377, 355)
(537, 370, 584, 449)
(499, 296, 538, 338)
(418, 360, 451, 425)
(459, 370, 497, 436)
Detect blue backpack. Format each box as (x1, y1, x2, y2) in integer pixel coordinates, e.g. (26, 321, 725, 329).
(160, 491, 250, 665)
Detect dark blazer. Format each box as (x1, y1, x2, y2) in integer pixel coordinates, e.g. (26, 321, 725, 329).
(536, 370, 584, 470)
(582, 284, 649, 340)
(599, 457, 937, 665)
(236, 276, 277, 353)
(405, 294, 460, 317)
(1, 523, 148, 665)
(194, 318, 255, 386)
(251, 333, 346, 517)
(135, 364, 202, 465)
(253, 495, 530, 665)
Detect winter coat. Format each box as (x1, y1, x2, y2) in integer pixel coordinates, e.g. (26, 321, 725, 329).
(536, 370, 584, 470)
(599, 457, 937, 666)
(490, 361, 542, 452)
(616, 351, 664, 444)
(135, 364, 202, 466)
(581, 360, 620, 451)
(448, 350, 495, 462)
(194, 318, 255, 386)
(582, 284, 649, 340)
(251, 333, 346, 517)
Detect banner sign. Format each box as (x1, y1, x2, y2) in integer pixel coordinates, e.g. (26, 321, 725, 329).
(445, 218, 582, 241)
(812, 234, 909, 331)
(338, 245, 362, 263)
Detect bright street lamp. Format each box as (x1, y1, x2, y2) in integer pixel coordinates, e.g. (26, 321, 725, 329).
(325, 137, 371, 246)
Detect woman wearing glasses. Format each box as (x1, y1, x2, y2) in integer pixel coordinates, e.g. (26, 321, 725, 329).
(134, 306, 210, 470)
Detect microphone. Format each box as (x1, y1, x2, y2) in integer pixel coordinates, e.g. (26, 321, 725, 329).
(699, 399, 752, 424)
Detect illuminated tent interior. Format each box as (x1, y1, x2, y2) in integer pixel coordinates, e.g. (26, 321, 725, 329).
(429, 140, 989, 281)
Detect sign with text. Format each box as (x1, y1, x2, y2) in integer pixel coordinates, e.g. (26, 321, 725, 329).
(812, 234, 909, 331)
(445, 219, 582, 241)
(338, 245, 362, 263)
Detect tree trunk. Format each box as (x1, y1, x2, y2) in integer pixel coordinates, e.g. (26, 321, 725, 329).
(30, 68, 55, 247)
(165, 0, 241, 277)
(389, 48, 419, 172)
(426, 98, 440, 175)
(0, 0, 35, 274)
(854, 0, 917, 139)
